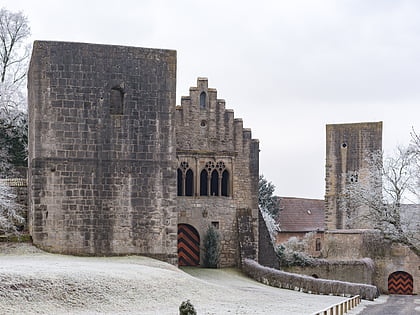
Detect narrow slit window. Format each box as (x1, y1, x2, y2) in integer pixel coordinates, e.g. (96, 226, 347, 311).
(222, 170, 229, 197)
(177, 169, 182, 196)
(316, 238, 321, 251)
(210, 169, 219, 196)
(200, 170, 208, 196)
(200, 92, 206, 109)
(185, 169, 194, 196)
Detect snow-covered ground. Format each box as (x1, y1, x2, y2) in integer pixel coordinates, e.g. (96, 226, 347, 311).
(0, 243, 364, 314)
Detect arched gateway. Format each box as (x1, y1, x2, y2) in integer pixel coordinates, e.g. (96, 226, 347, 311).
(388, 271, 413, 295)
(177, 224, 200, 266)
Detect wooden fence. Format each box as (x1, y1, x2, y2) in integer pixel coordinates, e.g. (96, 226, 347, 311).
(311, 295, 361, 315)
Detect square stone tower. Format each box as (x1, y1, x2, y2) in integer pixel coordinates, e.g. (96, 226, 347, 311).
(324, 122, 382, 230)
(28, 41, 177, 262)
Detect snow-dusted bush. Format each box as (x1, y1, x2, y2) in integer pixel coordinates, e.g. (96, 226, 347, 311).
(259, 175, 281, 242)
(275, 244, 314, 267)
(0, 180, 24, 236)
(275, 232, 316, 267)
(260, 207, 280, 243)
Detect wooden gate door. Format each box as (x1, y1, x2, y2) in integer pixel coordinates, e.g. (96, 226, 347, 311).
(388, 271, 413, 295)
(178, 224, 200, 266)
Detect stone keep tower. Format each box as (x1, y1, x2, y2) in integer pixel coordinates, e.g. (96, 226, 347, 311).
(28, 41, 178, 262)
(175, 78, 260, 267)
(324, 122, 382, 230)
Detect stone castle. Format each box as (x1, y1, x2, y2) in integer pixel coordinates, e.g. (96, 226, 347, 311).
(27, 41, 259, 267)
(21, 40, 418, 294)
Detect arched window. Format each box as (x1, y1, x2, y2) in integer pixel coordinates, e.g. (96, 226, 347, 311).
(211, 169, 219, 196)
(200, 92, 206, 109)
(185, 169, 194, 196)
(200, 170, 208, 196)
(177, 169, 182, 196)
(221, 170, 229, 197)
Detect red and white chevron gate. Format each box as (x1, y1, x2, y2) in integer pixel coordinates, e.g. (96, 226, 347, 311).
(388, 271, 413, 295)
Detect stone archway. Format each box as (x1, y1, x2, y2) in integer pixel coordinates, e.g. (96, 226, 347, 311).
(388, 271, 413, 295)
(178, 224, 200, 266)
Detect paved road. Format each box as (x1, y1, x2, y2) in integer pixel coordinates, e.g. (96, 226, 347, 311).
(358, 295, 420, 315)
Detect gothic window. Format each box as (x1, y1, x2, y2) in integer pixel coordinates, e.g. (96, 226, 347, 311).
(185, 169, 194, 196)
(211, 169, 219, 196)
(177, 169, 183, 196)
(200, 169, 208, 196)
(222, 170, 229, 197)
(199, 161, 230, 197)
(200, 92, 206, 109)
(110, 85, 124, 115)
(177, 162, 194, 196)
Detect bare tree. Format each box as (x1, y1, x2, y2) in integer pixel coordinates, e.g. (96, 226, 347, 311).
(343, 144, 419, 256)
(409, 129, 420, 200)
(0, 8, 30, 234)
(0, 7, 30, 176)
(0, 7, 30, 84)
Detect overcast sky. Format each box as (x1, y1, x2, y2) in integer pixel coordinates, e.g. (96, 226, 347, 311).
(4, 0, 420, 199)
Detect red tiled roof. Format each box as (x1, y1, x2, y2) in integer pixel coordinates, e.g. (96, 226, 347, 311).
(276, 197, 325, 232)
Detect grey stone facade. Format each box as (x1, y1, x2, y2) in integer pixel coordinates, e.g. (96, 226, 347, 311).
(28, 41, 178, 263)
(176, 78, 259, 267)
(27, 42, 259, 267)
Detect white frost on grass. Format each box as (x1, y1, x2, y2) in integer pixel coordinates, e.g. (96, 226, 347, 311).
(0, 243, 351, 315)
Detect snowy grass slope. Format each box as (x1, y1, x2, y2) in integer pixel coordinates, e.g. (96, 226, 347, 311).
(0, 243, 355, 314)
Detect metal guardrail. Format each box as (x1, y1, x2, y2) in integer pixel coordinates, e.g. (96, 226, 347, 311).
(311, 295, 361, 315)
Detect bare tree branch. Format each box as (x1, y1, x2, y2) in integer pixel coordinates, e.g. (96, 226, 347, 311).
(342, 145, 420, 256)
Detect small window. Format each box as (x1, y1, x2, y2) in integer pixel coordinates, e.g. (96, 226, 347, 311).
(200, 92, 206, 109)
(211, 221, 219, 229)
(110, 85, 124, 115)
(316, 238, 321, 251)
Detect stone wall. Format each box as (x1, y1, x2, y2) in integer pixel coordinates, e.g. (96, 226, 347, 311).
(243, 259, 378, 300)
(325, 122, 382, 230)
(374, 245, 420, 294)
(322, 230, 420, 294)
(28, 41, 178, 262)
(283, 259, 374, 285)
(258, 209, 279, 269)
(175, 78, 259, 267)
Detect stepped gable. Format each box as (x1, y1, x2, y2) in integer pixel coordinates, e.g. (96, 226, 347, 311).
(175, 77, 257, 154)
